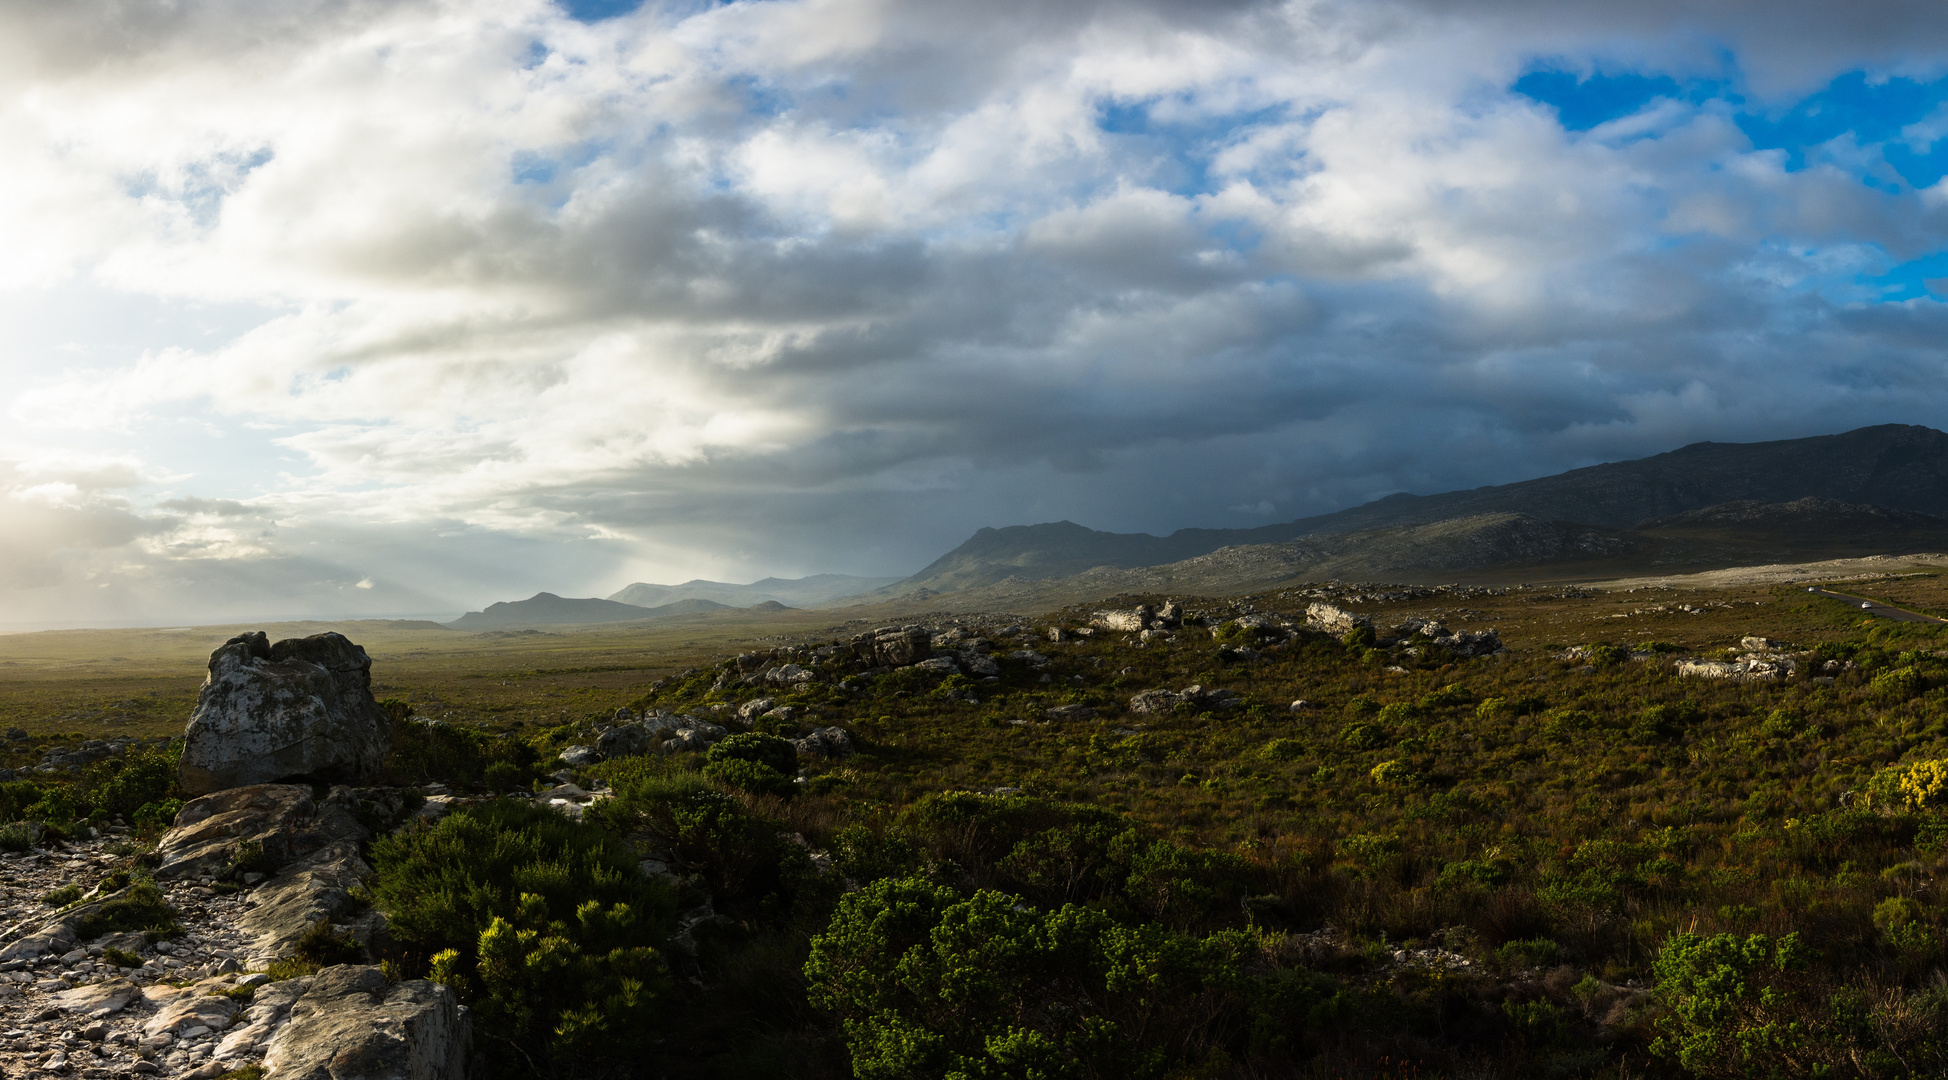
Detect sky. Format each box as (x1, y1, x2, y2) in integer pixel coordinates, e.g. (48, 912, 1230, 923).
(6, 0, 1948, 627)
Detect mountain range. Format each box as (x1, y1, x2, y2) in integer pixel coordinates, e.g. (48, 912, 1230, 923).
(456, 424, 1948, 624)
(879, 424, 1948, 594)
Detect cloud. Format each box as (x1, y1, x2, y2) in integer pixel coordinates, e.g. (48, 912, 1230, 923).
(4, 0, 1948, 624)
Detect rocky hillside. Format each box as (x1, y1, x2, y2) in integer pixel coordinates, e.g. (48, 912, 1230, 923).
(883, 424, 1948, 594)
(881, 500, 1948, 611)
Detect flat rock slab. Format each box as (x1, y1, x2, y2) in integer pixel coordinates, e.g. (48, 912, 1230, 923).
(144, 981, 243, 1037)
(53, 978, 144, 1018)
(154, 784, 367, 881)
(237, 841, 373, 969)
(263, 965, 468, 1080)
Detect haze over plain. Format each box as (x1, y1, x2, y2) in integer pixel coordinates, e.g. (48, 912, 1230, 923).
(7, 0, 1948, 627)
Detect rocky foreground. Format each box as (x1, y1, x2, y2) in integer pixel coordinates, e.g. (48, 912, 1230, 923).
(0, 783, 466, 1080)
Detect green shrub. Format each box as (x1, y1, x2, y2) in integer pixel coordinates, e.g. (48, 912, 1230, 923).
(830, 825, 922, 885)
(1497, 938, 1560, 969)
(1339, 723, 1385, 751)
(1542, 709, 1595, 738)
(1417, 684, 1470, 709)
(23, 787, 84, 828)
(74, 880, 179, 939)
(1436, 859, 1509, 889)
(1760, 709, 1807, 740)
(102, 946, 143, 968)
(1870, 666, 1924, 701)
(0, 824, 31, 853)
(132, 799, 183, 834)
(382, 722, 542, 789)
(1649, 932, 1811, 1078)
(431, 892, 670, 1080)
(0, 780, 46, 823)
(1585, 643, 1632, 667)
(1375, 702, 1418, 727)
(483, 761, 530, 792)
(701, 757, 795, 798)
(83, 745, 180, 822)
(1342, 625, 1376, 650)
(42, 884, 82, 907)
(1368, 759, 1414, 786)
(804, 877, 1253, 1080)
(586, 773, 820, 919)
(708, 732, 797, 776)
(369, 800, 675, 970)
(291, 917, 367, 968)
(1259, 738, 1305, 762)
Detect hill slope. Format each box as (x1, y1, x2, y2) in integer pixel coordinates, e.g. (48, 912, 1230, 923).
(448, 593, 728, 630)
(888, 424, 1948, 593)
(608, 574, 897, 609)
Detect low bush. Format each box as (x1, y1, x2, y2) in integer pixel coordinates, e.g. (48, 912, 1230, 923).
(370, 800, 679, 1079)
(805, 877, 1254, 1080)
(41, 884, 82, 907)
(74, 879, 179, 939)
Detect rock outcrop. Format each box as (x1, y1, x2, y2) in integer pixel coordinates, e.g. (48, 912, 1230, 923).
(179, 632, 392, 796)
(152, 784, 367, 881)
(261, 965, 469, 1080)
(792, 726, 854, 757)
(1305, 603, 1370, 637)
(852, 626, 931, 667)
(235, 841, 376, 969)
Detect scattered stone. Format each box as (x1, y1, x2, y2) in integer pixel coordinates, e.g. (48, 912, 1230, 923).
(791, 727, 854, 758)
(1180, 685, 1242, 709)
(1127, 689, 1183, 715)
(1044, 704, 1096, 722)
(595, 725, 650, 759)
(178, 631, 392, 796)
(558, 745, 602, 768)
(909, 657, 960, 675)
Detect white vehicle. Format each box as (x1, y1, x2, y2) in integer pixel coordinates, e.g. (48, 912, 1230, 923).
(1862, 602, 1873, 609)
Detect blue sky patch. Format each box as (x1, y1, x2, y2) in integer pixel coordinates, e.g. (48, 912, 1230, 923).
(1513, 68, 1692, 131)
(559, 0, 642, 22)
(1738, 71, 1948, 186)
(1860, 249, 1948, 302)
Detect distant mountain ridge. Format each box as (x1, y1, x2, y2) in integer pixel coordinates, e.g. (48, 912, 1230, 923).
(608, 573, 899, 608)
(887, 424, 1948, 593)
(448, 592, 728, 630)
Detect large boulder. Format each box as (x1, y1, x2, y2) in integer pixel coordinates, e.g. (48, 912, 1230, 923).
(261, 965, 469, 1080)
(180, 631, 392, 796)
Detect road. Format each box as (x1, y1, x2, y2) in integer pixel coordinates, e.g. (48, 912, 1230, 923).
(1804, 587, 1947, 624)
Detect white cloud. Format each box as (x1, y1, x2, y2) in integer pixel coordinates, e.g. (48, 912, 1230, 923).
(1, 0, 1947, 625)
